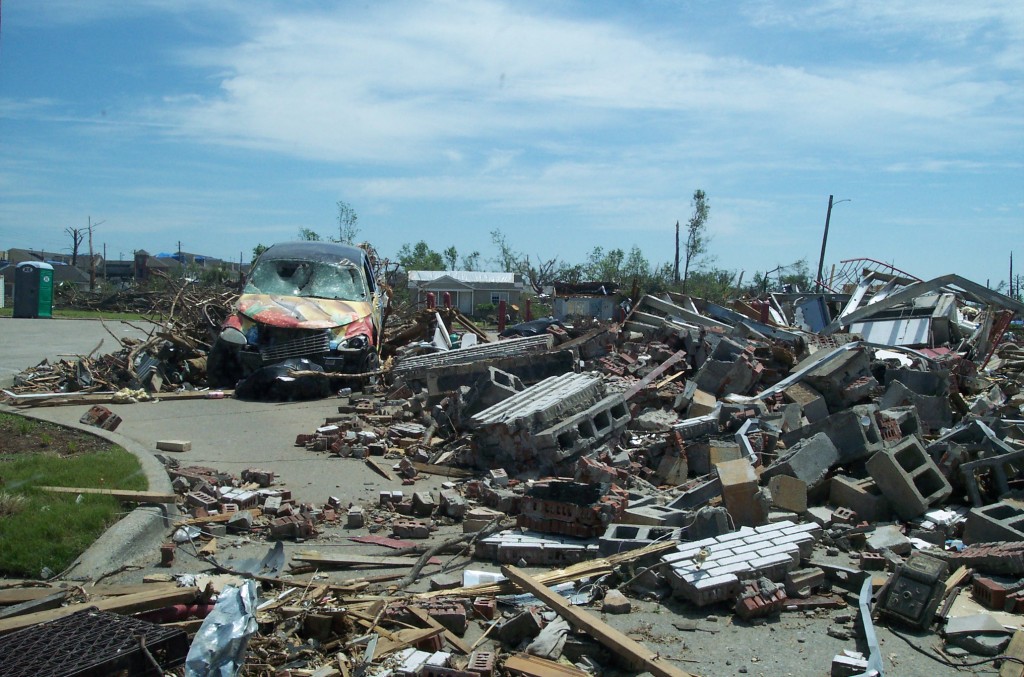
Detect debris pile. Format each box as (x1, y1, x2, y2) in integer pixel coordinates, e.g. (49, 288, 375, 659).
(2, 268, 1024, 675)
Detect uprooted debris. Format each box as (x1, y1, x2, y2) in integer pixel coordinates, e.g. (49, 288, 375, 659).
(2, 268, 1024, 675)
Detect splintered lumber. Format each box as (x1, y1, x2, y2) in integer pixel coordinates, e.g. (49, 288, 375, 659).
(407, 606, 472, 655)
(365, 458, 393, 481)
(1000, 630, 1024, 677)
(371, 627, 444, 660)
(0, 586, 200, 635)
(416, 539, 678, 599)
(0, 591, 69, 621)
(501, 566, 695, 677)
(505, 654, 591, 677)
(36, 486, 178, 503)
(292, 552, 435, 569)
(410, 462, 473, 479)
(0, 588, 58, 605)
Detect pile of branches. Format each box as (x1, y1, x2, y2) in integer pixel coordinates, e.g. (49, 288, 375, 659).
(10, 274, 241, 396)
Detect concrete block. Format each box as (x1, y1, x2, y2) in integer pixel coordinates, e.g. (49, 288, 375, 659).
(602, 588, 632, 614)
(716, 458, 768, 527)
(866, 525, 912, 556)
(762, 432, 839, 490)
(866, 436, 952, 520)
(347, 506, 365, 528)
(599, 523, 684, 556)
(783, 381, 829, 423)
(782, 408, 884, 464)
(655, 447, 689, 486)
(688, 388, 718, 417)
(785, 567, 824, 597)
(156, 439, 192, 452)
(879, 380, 953, 434)
(829, 475, 892, 523)
(620, 504, 691, 527)
(768, 475, 807, 514)
(804, 347, 877, 411)
(964, 501, 1024, 544)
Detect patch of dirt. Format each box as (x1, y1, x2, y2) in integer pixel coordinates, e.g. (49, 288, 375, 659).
(0, 414, 112, 458)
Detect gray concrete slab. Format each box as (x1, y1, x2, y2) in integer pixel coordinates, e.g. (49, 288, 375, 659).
(0, 316, 156, 387)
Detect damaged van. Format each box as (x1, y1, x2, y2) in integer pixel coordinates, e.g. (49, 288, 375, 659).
(207, 242, 387, 387)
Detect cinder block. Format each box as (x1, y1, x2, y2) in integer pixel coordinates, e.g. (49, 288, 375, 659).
(156, 439, 192, 452)
(866, 436, 952, 520)
(783, 382, 829, 423)
(762, 432, 839, 490)
(782, 408, 884, 464)
(716, 458, 768, 527)
(964, 501, 1024, 544)
(829, 475, 892, 523)
(768, 475, 807, 514)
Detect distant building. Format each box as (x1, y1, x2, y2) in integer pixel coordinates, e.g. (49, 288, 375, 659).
(407, 270, 523, 315)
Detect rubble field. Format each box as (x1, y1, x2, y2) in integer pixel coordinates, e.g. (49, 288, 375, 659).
(2, 269, 1024, 677)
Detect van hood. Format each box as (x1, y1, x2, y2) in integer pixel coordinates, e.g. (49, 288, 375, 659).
(237, 293, 372, 330)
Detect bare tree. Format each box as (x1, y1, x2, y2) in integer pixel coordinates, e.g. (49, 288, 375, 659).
(65, 226, 85, 266)
(337, 201, 360, 244)
(443, 246, 458, 270)
(682, 189, 710, 295)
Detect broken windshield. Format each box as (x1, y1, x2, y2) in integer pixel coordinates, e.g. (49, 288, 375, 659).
(244, 258, 369, 301)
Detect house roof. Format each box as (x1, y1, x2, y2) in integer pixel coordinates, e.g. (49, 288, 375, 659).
(409, 270, 517, 284)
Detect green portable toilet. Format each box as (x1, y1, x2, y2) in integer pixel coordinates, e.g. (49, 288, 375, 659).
(13, 261, 54, 318)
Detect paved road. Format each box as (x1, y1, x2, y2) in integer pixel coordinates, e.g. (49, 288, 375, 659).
(1, 317, 447, 504)
(0, 316, 156, 388)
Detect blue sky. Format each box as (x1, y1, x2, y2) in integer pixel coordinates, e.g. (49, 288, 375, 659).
(1, 0, 1021, 286)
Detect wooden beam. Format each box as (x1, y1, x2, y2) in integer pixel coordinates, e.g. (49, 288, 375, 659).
(371, 627, 444, 660)
(365, 458, 393, 481)
(407, 606, 472, 655)
(0, 586, 200, 635)
(505, 653, 591, 677)
(0, 587, 57, 606)
(292, 552, 433, 569)
(36, 486, 177, 503)
(410, 462, 473, 479)
(501, 566, 695, 677)
(1000, 630, 1024, 677)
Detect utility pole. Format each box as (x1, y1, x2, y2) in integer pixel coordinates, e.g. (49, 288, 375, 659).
(815, 195, 850, 292)
(673, 221, 680, 283)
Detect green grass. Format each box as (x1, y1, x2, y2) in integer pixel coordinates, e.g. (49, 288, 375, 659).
(0, 307, 154, 321)
(0, 445, 147, 578)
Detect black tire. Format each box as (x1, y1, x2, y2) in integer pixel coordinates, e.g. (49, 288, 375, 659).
(207, 339, 244, 388)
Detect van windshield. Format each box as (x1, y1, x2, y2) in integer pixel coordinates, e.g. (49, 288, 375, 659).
(244, 258, 369, 301)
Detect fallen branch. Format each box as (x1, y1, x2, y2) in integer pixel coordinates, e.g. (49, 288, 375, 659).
(393, 518, 512, 591)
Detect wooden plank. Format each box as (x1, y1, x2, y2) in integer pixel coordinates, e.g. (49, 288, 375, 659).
(0, 586, 200, 635)
(36, 486, 178, 503)
(365, 458, 393, 481)
(0, 591, 69, 620)
(945, 565, 970, 596)
(293, 552, 435, 569)
(84, 582, 182, 597)
(0, 588, 57, 605)
(410, 462, 473, 479)
(407, 606, 472, 655)
(372, 626, 444, 659)
(1000, 630, 1024, 677)
(501, 566, 695, 677)
(505, 653, 591, 677)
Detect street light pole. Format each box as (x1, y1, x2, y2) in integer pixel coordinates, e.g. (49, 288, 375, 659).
(815, 195, 850, 292)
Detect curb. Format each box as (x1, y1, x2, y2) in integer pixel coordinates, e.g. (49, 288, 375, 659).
(0, 403, 179, 582)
